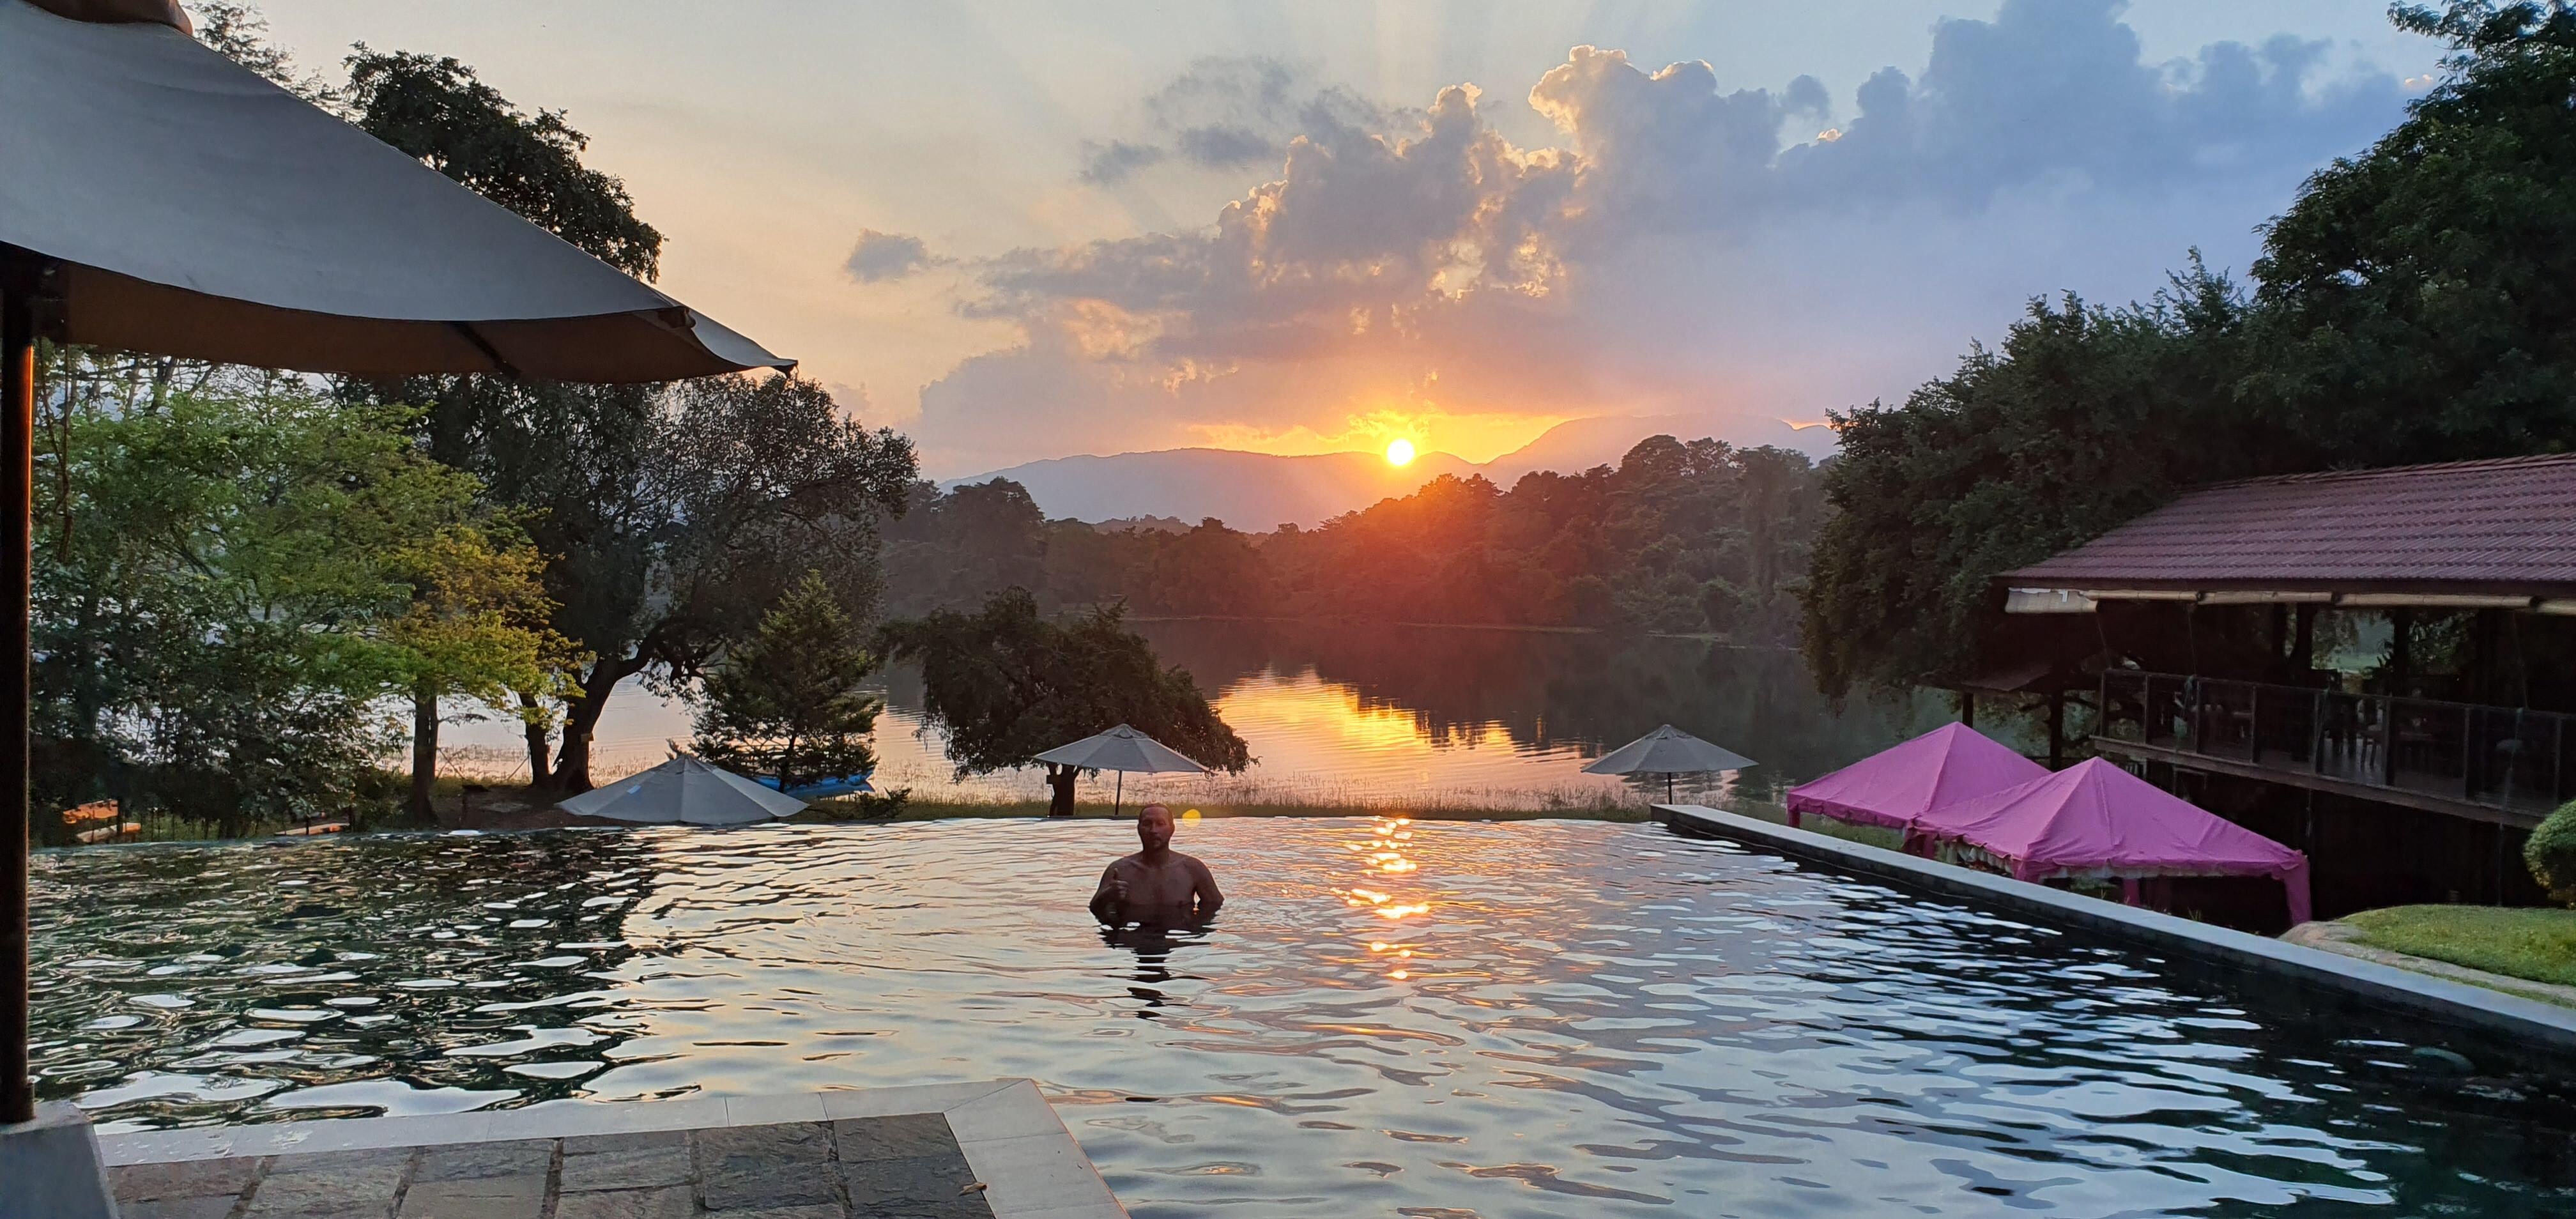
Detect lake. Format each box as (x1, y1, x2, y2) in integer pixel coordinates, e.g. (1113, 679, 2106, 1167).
(446, 620, 1926, 810)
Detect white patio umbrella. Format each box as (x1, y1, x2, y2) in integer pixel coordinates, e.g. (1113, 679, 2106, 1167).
(1034, 724, 1209, 816)
(1584, 724, 1758, 802)
(556, 755, 807, 827)
(0, 0, 792, 1129)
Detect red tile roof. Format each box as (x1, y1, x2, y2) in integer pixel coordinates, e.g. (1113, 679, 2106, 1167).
(2003, 454, 2576, 595)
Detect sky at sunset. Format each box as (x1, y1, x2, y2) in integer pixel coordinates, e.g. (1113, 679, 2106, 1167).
(248, 1, 2438, 478)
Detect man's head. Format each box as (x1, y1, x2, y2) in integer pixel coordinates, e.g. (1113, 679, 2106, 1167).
(1137, 802, 1174, 854)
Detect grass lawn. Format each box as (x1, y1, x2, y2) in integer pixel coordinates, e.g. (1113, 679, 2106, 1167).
(2343, 905, 2576, 989)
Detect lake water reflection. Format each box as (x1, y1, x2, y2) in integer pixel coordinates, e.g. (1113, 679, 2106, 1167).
(450, 621, 1922, 808)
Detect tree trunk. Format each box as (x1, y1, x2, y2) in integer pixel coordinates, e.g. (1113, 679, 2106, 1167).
(1046, 763, 1077, 816)
(552, 659, 638, 793)
(408, 680, 438, 821)
(518, 690, 551, 788)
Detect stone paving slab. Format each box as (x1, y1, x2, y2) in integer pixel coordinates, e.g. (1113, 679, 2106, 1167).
(98, 1082, 1125, 1218)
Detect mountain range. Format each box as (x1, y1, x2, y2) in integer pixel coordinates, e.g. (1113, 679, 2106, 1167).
(942, 414, 1833, 528)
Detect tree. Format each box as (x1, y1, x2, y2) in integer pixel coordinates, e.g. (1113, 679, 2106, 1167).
(32, 385, 557, 836)
(546, 374, 914, 791)
(880, 478, 1048, 617)
(692, 572, 882, 790)
(2250, 1, 2576, 463)
(334, 45, 677, 789)
(342, 48, 663, 276)
(878, 589, 1250, 815)
(383, 521, 580, 818)
(1799, 275, 2278, 699)
(328, 52, 919, 790)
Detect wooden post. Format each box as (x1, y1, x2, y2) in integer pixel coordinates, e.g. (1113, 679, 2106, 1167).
(2, 256, 33, 1124)
(2318, 691, 2339, 773)
(2249, 684, 2264, 765)
(1957, 690, 1974, 728)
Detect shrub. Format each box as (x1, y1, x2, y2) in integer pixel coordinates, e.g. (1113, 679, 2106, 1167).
(2524, 800, 2576, 906)
(806, 787, 911, 822)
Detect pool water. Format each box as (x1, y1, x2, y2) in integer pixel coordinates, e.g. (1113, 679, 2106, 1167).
(31, 818, 2576, 1216)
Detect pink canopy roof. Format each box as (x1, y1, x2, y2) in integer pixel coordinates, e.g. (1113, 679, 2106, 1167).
(1784, 723, 2049, 830)
(1908, 758, 2311, 924)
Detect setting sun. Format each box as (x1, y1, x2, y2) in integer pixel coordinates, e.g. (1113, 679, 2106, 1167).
(1384, 438, 1416, 466)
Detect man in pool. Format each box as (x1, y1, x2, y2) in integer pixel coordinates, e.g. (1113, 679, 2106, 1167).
(1091, 802, 1223, 927)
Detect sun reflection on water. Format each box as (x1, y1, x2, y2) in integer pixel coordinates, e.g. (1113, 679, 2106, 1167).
(1332, 816, 1439, 980)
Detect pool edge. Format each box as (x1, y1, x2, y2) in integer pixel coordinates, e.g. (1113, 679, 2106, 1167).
(96, 1079, 1128, 1218)
(1653, 803, 2576, 1054)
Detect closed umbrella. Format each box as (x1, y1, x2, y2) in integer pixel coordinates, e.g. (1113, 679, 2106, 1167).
(558, 755, 808, 827)
(0, 0, 791, 1128)
(1584, 724, 1756, 802)
(1034, 724, 1208, 816)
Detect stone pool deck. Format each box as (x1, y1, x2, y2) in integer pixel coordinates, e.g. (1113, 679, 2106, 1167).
(1655, 804, 2576, 1055)
(96, 1080, 1125, 1219)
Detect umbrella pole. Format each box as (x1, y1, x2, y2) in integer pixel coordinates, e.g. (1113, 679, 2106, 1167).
(1114, 771, 1123, 819)
(3, 262, 33, 1124)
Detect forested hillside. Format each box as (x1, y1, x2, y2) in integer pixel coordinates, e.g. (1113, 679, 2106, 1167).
(884, 436, 1823, 640)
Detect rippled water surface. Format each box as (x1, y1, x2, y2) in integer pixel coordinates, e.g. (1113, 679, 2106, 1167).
(32, 818, 2576, 1216)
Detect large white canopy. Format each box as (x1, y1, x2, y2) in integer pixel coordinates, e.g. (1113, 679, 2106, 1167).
(0, 0, 790, 380)
(1035, 725, 1211, 776)
(557, 755, 808, 827)
(1583, 724, 1757, 777)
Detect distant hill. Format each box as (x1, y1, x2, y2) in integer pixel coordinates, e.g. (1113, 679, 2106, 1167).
(944, 414, 1836, 527)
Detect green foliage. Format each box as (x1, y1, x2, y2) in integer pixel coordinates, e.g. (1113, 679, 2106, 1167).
(806, 788, 914, 822)
(2526, 800, 2576, 906)
(342, 47, 663, 277)
(877, 589, 1251, 777)
(32, 383, 544, 836)
(2251, 1, 2576, 460)
(326, 43, 923, 790)
(881, 479, 1048, 617)
(386, 519, 581, 714)
(693, 572, 884, 790)
(1800, 272, 2280, 698)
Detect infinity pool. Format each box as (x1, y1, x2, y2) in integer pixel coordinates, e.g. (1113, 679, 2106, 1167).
(30, 818, 2576, 1216)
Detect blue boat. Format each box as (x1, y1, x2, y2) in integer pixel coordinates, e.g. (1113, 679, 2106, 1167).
(752, 772, 875, 800)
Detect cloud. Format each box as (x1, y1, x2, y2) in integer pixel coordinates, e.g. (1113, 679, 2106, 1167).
(1078, 139, 1167, 185)
(906, 0, 2411, 475)
(1076, 56, 1398, 185)
(843, 229, 943, 282)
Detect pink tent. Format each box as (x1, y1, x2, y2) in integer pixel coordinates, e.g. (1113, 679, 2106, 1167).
(1905, 758, 2313, 925)
(1784, 723, 2049, 830)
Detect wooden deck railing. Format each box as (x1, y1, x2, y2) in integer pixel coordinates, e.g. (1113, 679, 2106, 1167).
(2096, 670, 2576, 817)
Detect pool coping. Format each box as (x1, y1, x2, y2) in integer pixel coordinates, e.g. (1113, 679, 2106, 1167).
(94, 1078, 1127, 1217)
(1652, 803, 2576, 1054)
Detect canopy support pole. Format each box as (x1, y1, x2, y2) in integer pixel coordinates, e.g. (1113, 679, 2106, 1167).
(1114, 771, 1124, 819)
(3, 257, 34, 1125)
